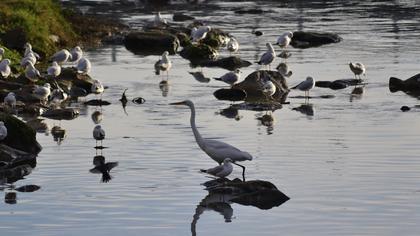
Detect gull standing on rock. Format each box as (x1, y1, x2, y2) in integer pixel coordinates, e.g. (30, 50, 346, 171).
(51, 49, 72, 64)
(227, 37, 239, 55)
(25, 61, 41, 82)
(47, 61, 61, 78)
(192, 26, 211, 42)
(292, 76, 315, 99)
(33, 83, 51, 104)
(0, 121, 7, 141)
(69, 46, 83, 63)
(21, 52, 37, 67)
(156, 51, 172, 80)
(256, 42, 276, 70)
(214, 69, 241, 86)
(0, 59, 11, 78)
(276, 31, 293, 49)
(24, 43, 40, 59)
(349, 62, 366, 79)
(260, 76, 277, 99)
(77, 57, 91, 74)
(200, 158, 234, 178)
(4, 92, 16, 109)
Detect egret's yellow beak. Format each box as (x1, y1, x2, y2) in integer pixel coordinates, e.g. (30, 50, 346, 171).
(169, 101, 185, 105)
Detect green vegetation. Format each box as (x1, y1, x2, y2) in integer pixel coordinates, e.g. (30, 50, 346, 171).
(0, 0, 78, 58)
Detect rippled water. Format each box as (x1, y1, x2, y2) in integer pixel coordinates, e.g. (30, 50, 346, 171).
(2, 1, 420, 235)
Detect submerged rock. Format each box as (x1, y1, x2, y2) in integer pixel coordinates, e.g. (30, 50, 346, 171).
(180, 44, 218, 62)
(389, 74, 420, 97)
(84, 99, 111, 106)
(213, 89, 247, 102)
(197, 56, 252, 71)
(291, 31, 342, 49)
(124, 31, 179, 55)
(41, 108, 80, 120)
(316, 79, 362, 90)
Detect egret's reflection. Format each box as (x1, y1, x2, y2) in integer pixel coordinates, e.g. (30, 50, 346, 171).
(292, 103, 314, 116)
(191, 178, 289, 235)
(90, 155, 118, 183)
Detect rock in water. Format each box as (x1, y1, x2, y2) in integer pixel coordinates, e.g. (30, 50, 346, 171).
(291, 31, 342, 48)
(124, 31, 179, 55)
(214, 89, 247, 102)
(198, 56, 252, 71)
(389, 74, 420, 97)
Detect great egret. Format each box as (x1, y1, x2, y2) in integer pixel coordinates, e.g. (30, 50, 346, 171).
(200, 158, 233, 178)
(256, 43, 276, 70)
(349, 62, 366, 79)
(292, 76, 315, 99)
(170, 100, 252, 179)
(214, 69, 240, 86)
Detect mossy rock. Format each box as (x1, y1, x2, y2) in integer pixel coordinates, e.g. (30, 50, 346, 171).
(0, 112, 41, 155)
(124, 31, 179, 55)
(201, 29, 229, 49)
(56, 67, 96, 93)
(291, 31, 342, 49)
(179, 44, 218, 62)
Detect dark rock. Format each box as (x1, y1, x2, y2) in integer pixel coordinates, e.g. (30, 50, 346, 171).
(197, 56, 252, 71)
(124, 31, 179, 55)
(201, 29, 229, 49)
(173, 13, 195, 22)
(316, 79, 362, 90)
(57, 68, 96, 94)
(1, 28, 27, 52)
(41, 108, 80, 120)
(252, 30, 263, 36)
(180, 44, 218, 62)
(84, 99, 111, 106)
(400, 106, 410, 112)
(0, 113, 41, 155)
(5, 192, 16, 204)
(389, 74, 420, 97)
(175, 32, 191, 47)
(214, 89, 247, 102)
(15, 184, 41, 192)
(291, 31, 342, 49)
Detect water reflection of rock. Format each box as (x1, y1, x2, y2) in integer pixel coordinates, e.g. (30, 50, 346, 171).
(25, 118, 50, 135)
(89, 155, 118, 183)
(51, 125, 66, 145)
(292, 103, 314, 116)
(191, 178, 289, 235)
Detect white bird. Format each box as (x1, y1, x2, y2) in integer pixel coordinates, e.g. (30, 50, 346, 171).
(276, 62, 292, 77)
(192, 26, 212, 42)
(200, 158, 233, 178)
(24, 43, 40, 59)
(0, 121, 7, 141)
(276, 31, 293, 49)
(33, 83, 51, 104)
(0, 47, 4, 61)
(4, 92, 16, 109)
(69, 46, 83, 63)
(156, 51, 172, 80)
(260, 76, 276, 98)
(0, 59, 11, 78)
(91, 79, 104, 99)
(349, 62, 366, 79)
(256, 43, 276, 70)
(292, 76, 315, 99)
(227, 37, 239, 54)
(154, 11, 167, 27)
(190, 27, 198, 38)
(93, 125, 105, 146)
(214, 69, 241, 86)
(47, 61, 61, 78)
(76, 57, 91, 74)
(25, 61, 41, 82)
(20, 52, 37, 67)
(50, 88, 68, 104)
(170, 100, 252, 178)
(51, 49, 72, 64)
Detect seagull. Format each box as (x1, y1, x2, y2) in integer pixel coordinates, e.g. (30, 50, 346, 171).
(47, 61, 61, 78)
(276, 31, 293, 49)
(349, 62, 366, 79)
(76, 57, 91, 74)
(0, 121, 7, 141)
(24, 43, 40, 59)
(256, 43, 276, 70)
(192, 26, 212, 42)
(189, 71, 211, 83)
(0, 47, 4, 60)
(276, 62, 292, 77)
(200, 158, 233, 178)
(156, 51, 172, 80)
(214, 69, 241, 86)
(51, 49, 72, 64)
(292, 76, 315, 99)
(227, 37, 239, 55)
(0, 59, 11, 78)
(69, 46, 83, 63)
(93, 125, 105, 146)
(91, 79, 104, 99)
(260, 76, 277, 99)
(50, 88, 68, 104)
(33, 83, 51, 104)
(170, 100, 253, 180)
(4, 92, 16, 109)
(20, 52, 37, 67)
(154, 11, 168, 27)
(25, 61, 41, 82)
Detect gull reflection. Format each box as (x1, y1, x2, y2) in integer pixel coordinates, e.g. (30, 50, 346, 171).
(90, 155, 118, 183)
(159, 81, 170, 97)
(51, 125, 66, 145)
(216, 106, 242, 121)
(256, 112, 274, 134)
(91, 110, 103, 124)
(292, 103, 314, 116)
(191, 178, 289, 235)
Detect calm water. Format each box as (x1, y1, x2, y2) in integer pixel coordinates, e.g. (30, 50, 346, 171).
(2, 1, 420, 235)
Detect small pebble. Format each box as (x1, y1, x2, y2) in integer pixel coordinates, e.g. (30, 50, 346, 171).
(253, 30, 263, 36)
(400, 106, 410, 112)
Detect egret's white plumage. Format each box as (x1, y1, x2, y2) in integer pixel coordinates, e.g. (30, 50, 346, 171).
(0, 59, 11, 78)
(192, 26, 211, 42)
(201, 158, 233, 178)
(47, 61, 61, 77)
(276, 31, 293, 48)
(257, 43, 276, 69)
(0, 121, 7, 141)
(227, 37, 239, 54)
(69, 46, 83, 63)
(214, 69, 240, 86)
(33, 83, 51, 103)
(51, 49, 72, 64)
(25, 62, 41, 81)
(170, 100, 252, 176)
(154, 12, 167, 26)
(4, 92, 16, 109)
(76, 57, 91, 74)
(292, 76, 315, 98)
(349, 62, 366, 79)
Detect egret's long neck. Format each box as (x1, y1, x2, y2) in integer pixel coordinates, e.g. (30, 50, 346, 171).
(188, 104, 205, 149)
